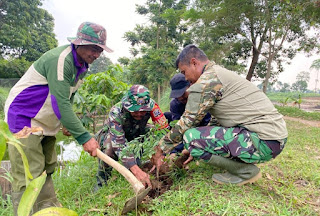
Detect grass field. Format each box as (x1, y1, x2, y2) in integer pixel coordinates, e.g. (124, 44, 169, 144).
(1, 88, 320, 215)
(267, 92, 320, 103)
(1, 119, 319, 216)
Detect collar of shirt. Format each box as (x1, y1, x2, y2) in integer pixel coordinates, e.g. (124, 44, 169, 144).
(71, 44, 89, 82)
(201, 64, 207, 74)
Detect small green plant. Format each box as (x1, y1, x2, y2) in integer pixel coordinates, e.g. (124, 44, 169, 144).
(120, 125, 169, 161)
(291, 94, 302, 109)
(0, 120, 78, 216)
(279, 97, 290, 107)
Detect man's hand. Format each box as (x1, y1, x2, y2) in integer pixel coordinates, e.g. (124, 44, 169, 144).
(83, 137, 100, 157)
(130, 165, 152, 188)
(183, 153, 193, 166)
(62, 127, 71, 136)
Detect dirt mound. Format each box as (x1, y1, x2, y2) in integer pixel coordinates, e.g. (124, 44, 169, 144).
(138, 153, 189, 214)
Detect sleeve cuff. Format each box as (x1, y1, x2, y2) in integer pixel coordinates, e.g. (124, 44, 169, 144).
(75, 132, 92, 145)
(122, 157, 137, 169)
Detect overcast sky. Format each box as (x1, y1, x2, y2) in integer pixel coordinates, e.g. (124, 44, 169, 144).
(42, 0, 148, 63)
(42, 0, 320, 90)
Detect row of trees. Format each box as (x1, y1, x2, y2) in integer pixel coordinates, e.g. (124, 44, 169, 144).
(268, 71, 311, 93)
(264, 58, 320, 93)
(1, 0, 320, 98)
(119, 0, 320, 99)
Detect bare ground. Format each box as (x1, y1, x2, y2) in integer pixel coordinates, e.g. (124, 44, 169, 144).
(283, 116, 320, 127)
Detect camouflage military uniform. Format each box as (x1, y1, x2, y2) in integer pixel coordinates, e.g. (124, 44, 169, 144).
(95, 85, 167, 189)
(161, 62, 288, 164)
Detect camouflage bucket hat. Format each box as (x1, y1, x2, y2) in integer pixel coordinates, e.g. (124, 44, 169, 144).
(122, 85, 155, 112)
(67, 22, 113, 53)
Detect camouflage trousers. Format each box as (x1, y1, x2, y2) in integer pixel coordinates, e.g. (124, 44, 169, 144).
(183, 126, 286, 164)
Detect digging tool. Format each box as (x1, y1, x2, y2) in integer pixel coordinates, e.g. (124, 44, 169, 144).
(96, 149, 151, 214)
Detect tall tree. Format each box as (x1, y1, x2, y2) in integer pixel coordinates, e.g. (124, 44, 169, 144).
(292, 71, 310, 92)
(123, 0, 191, 103)
(185, 0, 320, 92)
(0, 0, 57, 69)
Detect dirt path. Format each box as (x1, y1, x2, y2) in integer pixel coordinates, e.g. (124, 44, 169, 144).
(283, 116, 320, 127)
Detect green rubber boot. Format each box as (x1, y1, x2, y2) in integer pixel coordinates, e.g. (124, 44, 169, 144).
(207, 155, 262, 186)
(11, 175, 61, 216)
(32, 175, 62, 213)
(11, 191, 24, 216)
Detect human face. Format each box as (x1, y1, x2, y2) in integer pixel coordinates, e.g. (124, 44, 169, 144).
(177, 91, 189, 104)
(130, 111, 148, 120)
(178, 58, 202, 84)
(76, 45, 103, 64)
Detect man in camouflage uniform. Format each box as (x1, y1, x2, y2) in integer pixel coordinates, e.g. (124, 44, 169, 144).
(156, 44, 288, 185)
(94, 85, 167, 191)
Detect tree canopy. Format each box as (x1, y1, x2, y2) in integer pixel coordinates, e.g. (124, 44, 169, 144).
(0, 0, 57, 78)
(123, 0, 191, 102)
(184, 0, 320, 92)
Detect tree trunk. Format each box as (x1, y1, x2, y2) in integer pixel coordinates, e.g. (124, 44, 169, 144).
(246, 47, 260, 81)
(263, 27, 273, 93)
(263, 55, 273, 93)
(158, 84, 161, 105)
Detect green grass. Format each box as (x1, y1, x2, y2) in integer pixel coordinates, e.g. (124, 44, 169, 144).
(3, 119, 318, 215)
(276, 105, 320, 121)
(59, 121, 319, 215)
(267, 92, 320, 103)
(2, 91, 320, 215)
(0, 87, 10, 120)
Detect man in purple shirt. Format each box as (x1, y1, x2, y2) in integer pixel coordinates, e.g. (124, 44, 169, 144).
(5, 22, 111, 215)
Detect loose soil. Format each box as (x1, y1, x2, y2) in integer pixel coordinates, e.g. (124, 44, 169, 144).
(137, 153, 189, 215)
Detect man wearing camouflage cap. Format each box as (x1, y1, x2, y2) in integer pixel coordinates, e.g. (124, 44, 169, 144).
(4, 21, 112, 214)
(94, 85, 168, 191)
(154, 44, 288, 186)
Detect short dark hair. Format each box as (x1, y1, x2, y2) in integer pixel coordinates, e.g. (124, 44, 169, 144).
(175, 44, 208, 69)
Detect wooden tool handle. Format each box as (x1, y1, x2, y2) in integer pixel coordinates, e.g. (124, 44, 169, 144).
(96, 149, 145, 194)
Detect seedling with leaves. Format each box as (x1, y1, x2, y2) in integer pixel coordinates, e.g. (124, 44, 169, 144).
(279, 97, 290, 107)
(291, 94, 302, 109)
(120, 125, 169, 162)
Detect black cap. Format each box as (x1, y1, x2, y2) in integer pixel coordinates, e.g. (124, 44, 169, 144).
(169, 74, 190, 98)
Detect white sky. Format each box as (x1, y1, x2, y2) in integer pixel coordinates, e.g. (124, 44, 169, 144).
(42, 0, 320, 90)
(42, 0, 148, 63)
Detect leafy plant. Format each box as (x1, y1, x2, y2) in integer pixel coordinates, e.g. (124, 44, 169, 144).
(0, 120, 78, 216)
(74, 66, 129, 133)
(291, 94, 302, 109)
(279, 97, 290, 107)
(120, 126, 169, 161)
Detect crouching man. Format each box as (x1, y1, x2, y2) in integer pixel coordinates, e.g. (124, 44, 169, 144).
(155, 45, 288, 186)
(94, 85, 168, 191)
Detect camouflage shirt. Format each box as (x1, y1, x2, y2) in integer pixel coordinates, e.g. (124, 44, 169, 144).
(161, 61, 287, 151)
(101, 100, 164, 168)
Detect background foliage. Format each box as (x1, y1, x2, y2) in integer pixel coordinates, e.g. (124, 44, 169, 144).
(0, 0, 57, 78)
(73, 65, 130, 133)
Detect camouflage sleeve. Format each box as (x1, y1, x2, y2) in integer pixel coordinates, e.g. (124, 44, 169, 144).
(108, 106, 136, 169)
(161, 72, 223, 151)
